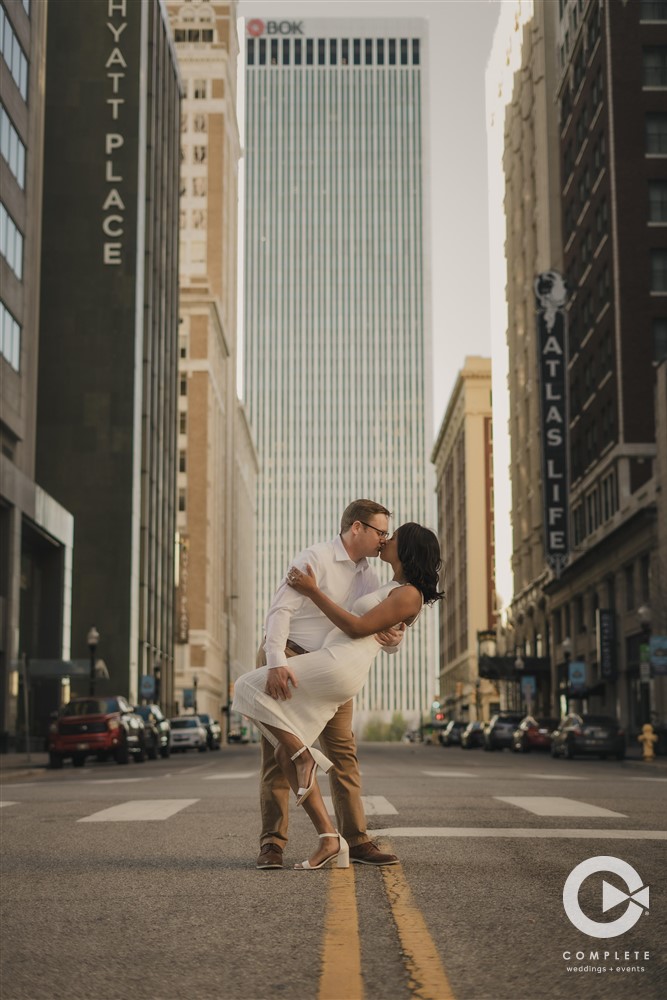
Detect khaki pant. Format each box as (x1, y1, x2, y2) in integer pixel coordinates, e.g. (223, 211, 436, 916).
(256, 642, 369, 850)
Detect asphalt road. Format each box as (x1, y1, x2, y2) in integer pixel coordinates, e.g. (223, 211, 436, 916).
(1, 742, 666, 1000)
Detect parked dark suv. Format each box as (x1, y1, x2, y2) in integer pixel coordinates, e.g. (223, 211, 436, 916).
(551, 714, 626, 760)
(48, 696, 146, 767)
(484, 713, 525, 751)
(133, 704, 171, 759)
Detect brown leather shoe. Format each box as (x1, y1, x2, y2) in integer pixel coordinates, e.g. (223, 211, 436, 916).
(349, 841, 399, 866)
(256, 843, 284, 869)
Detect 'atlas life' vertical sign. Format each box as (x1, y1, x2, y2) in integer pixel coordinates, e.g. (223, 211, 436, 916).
(535, 271, 569, 577)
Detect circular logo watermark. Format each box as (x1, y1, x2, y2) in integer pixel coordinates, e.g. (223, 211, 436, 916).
(247, 18, 265, 37)
(563, 856, 650, 939)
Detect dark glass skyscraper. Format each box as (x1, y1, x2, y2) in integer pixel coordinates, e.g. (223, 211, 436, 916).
(36, 0, 181, 706)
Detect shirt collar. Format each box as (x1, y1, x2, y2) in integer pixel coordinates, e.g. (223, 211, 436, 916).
(332, 534, 369, 572)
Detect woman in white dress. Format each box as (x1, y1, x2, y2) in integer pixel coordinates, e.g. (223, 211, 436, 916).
(232, 523, 444, 870)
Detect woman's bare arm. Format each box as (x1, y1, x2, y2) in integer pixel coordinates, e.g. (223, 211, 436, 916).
(287, 565, 421, 638)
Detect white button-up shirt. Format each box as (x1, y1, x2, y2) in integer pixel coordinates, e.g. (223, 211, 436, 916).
(263, 535, 381, 669)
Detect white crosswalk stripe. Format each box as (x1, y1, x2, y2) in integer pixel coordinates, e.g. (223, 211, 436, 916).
(495, 796, 626, 817)
(422, 770, 475, 778)
(203, 771, 257, 780)
(78, 799, 199, 822)
(0, 801, 17, 808)
(323, 795, 397, 816)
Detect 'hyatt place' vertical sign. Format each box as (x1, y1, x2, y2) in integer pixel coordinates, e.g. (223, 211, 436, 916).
(103, 0, 130, 265)
(535, 271, 569, 577)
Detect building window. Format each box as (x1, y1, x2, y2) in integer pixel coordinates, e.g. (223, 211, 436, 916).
(0, 8, 29, 100)
(179, 412, 187, 435)
(646, 113, 667, 153)
(178, 489, 186, 513)
(192, 177, 206, 197)
(193, 114, 207, 133)
(412, 39, 420, 65)
(179, 451, 187, 473)
(247, 39, 254, 66)
(180, 377, 187, 396)
(625, 564, 635, 611)
(193, 79, 207, 99)
(193, 145, 207, 164)
(0, 202, 23, 279)
(601, 469, 618, 521)
(649, 180, 667, 222)
(653, 318, 667, 360)
(0, 299, 21, 370)
(641, 0, 667, 18)
(651, 249, 667, 291)
(640, 553, 651, 603)
(643, 47, 667, 86)
(0, 104, 26, 189)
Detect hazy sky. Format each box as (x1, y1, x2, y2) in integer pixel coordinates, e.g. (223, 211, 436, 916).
(237, 0, 502, 435)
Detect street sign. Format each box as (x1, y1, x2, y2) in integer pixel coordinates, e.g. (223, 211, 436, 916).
(650, 636, 667, 676)
(140, 674, 155, 699)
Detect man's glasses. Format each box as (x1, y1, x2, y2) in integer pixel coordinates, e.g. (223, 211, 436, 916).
(359, 520, 390, 540)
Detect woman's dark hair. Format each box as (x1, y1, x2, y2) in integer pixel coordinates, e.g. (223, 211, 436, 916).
(396, 523, 445, 605)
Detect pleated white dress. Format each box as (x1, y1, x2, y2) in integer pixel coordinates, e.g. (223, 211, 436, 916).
(232, 581, 407, 762)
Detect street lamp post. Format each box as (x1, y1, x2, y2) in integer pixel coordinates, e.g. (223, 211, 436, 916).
(154, 663, 162, 708)
(87, 627, 100, 697)
(561, 637, 572, 716)
(193, 672, 198, 714)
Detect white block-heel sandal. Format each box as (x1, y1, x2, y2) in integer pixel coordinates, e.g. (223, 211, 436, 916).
(294, 832, 350, 870)
(290, 745, 334, 807)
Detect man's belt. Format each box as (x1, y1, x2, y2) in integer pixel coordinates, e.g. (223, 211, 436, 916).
(285, 639, 308, 656)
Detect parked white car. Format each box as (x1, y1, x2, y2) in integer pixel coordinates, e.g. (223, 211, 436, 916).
(170, 716, 208, 752)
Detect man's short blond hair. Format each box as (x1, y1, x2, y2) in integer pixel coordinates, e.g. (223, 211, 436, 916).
(340, 499, 391, 534)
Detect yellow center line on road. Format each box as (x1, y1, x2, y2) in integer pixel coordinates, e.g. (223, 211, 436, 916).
(380, 848, 456, 1000)
(318, 866, 364, 1000)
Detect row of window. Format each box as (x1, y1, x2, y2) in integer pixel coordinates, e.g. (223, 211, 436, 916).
(181, 113, 207, 134)
(180, 144, 207, 164)
(647, 112, 667, 153)
(0, 201, 23, 279)
(570, 328, 614, 407)
(652, 249, 667, 291)
(0, 299, 20, 371)
(173, 28, 214, 44)
(571, 467, 618, 544)
(180, 208, 206, 230)
(179, 176, 206, 198)
(247, 37, 421, 69)
(641, 1, 667, 20)
(0, 5, 28, 100)
(644, 47, 667, 87)
(0, 103, 25, 189)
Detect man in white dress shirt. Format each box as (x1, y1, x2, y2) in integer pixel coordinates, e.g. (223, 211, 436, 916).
(255, 499, 404, 869)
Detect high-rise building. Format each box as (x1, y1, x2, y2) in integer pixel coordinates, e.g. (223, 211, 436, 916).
(167, 0, 258, 730)
(499, 1, 562, 714)
(0, 0, 74, 748)
(36, 0, 181, 707)
(243, 17, 434, 726)
(431, 357, 496, 721)
(544, 0, 666, 729)
(492, 0, 666, 729)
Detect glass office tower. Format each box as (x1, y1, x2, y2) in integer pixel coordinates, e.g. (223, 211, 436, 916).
(244, 18, 434, 722)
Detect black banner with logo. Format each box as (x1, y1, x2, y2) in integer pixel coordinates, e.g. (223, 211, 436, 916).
(596, 608, 617, 681)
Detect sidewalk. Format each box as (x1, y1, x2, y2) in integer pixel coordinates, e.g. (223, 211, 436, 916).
(0, 752, 50, 782)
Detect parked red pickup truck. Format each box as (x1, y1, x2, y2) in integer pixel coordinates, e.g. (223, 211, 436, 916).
(48, 695, 146, 768)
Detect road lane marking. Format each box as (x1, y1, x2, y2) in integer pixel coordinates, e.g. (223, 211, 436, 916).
(323, 795, 397, 816)
(0, 801, 17, 808)
(421, 770, 474, 778)
(86, 778, 152, 784)
(203, 771, 257, 780)
(495, 796, 626, 817)
(525, 773, 585, 780)
(78, 799, 199, 822)
(318, 867, 363, 1000)
(635, 777, 667, 782)
(380, 854, 456, 1000)
(372, 827, 667, 839)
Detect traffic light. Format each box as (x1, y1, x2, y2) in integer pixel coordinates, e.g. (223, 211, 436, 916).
(435, 712, 445, 721)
